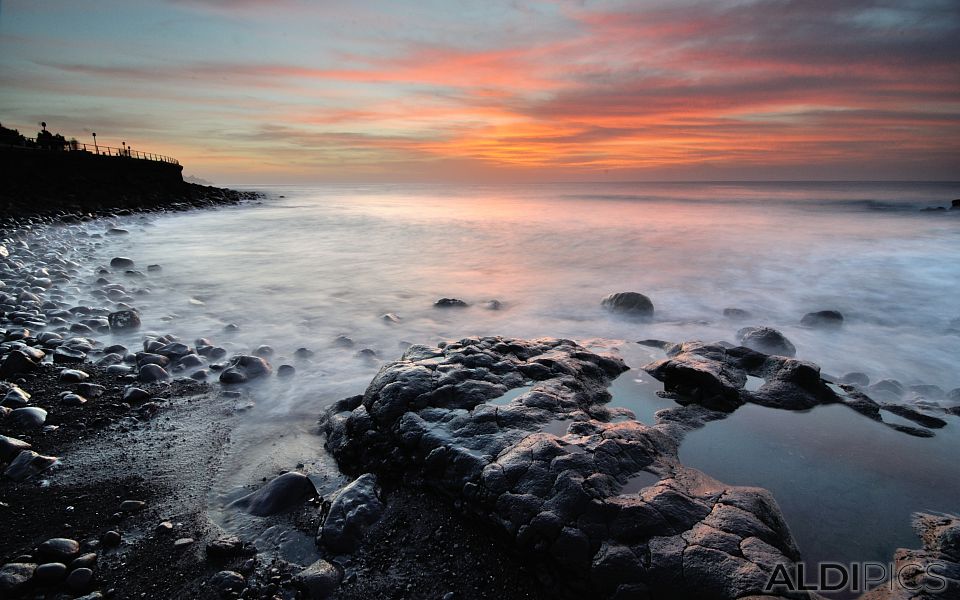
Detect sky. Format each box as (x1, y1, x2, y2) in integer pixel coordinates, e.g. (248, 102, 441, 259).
(0, 0, 958, 183)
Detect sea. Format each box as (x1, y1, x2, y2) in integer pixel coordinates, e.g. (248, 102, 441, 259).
(55, 181, 960, 582)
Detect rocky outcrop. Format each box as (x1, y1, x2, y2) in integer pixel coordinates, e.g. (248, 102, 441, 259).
(641, 340, 948, 438)
(321, 336, 810, 599)
(860, 513, 960, 600)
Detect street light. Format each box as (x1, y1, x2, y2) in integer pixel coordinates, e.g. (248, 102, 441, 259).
(92, 132, 98, 154)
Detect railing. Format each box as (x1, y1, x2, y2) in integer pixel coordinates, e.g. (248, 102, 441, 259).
(7, 137, 179, 165)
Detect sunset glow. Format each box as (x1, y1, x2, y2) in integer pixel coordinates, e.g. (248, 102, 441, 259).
(1, 0, 957, 182)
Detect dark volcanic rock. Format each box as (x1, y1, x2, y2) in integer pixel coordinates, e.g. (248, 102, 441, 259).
(138, 363, 169, 383)
(0, 349, 41, 378)
(206, 536, 255, 559)
(320, 473, 384, 553)
(800, 310, 844, 329)
(735, 326, 796, 357)
(210, 570, 245, 597)
(229, 471, 317, 516)
(601, 292, 654, 319)
(0, 434, 32, 461)
(38, 537, 80, 561)
(293, 559, 342, 599)
(110, 257, 135, 269)
(0, 563, 36, 595)
(108, 309, 141, 331)
(3, 449, 57, 480)
(644, 341, 747, 412)
(219, 355, 272, 384)
(722, 307, 751, 320)
(434, 298, 469, 308)
(861, 513, 960, 600)
(8, 406, 48, 428)
(321, 336, 807, 599)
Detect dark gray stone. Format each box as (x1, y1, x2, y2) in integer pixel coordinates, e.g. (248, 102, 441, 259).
(0, 434, 31, 461)
(0, 349, 40, 378)
(320, 473, 384, 553)
(229, 471, 317, 516)
(8, 406, 48, 429)
(293, 560, 341, 599)
(0, 563, 35, 595)
(735, 327, 796, 357)
(800, 310, 844, 329)
(108, 309, 141, 330)
(435, 298, 469, 308)
(3, 449, 56, 480)
(601, 292, 654, 319)
(219, 355, 272, 384)
(38, 537, 80, 561)
(138, 363, 169, 383)
(110, 257, 134, 269)
(211, 570, 245, 597)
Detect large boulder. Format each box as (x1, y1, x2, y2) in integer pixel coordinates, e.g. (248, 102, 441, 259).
(736, 327, 796, 357)
(229, 471, 317, 516)
(601, 292, 654, 319)
(319, 473, 384, 553)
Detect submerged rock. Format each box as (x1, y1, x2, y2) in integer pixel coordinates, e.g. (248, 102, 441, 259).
(219, 355, 272, 384)
(229, 471, 317, 516)
(735, 326, 796, 357)
(108, 309, 141, 331)
(722, 307, 751, 320)
(434, 297, 469, 308)
(800, 310, 844, 329)
(601, 291, 654, 319)
(320, 473, 384, 553)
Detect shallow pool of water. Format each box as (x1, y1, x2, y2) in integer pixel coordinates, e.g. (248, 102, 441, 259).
(680, 403, 960, 568)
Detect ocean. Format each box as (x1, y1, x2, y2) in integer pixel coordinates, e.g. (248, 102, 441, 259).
(64, 181, 960, 577)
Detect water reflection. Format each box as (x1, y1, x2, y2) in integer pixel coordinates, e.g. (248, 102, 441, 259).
(680, 403, 960, 570)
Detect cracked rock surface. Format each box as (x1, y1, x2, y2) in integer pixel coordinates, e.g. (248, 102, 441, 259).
(321, 336, 814, 599)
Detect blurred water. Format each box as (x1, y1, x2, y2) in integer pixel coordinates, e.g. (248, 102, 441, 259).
(74, 181, 960, 566)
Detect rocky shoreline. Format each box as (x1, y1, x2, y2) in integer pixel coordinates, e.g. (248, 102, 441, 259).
(2, 200, 959, 599)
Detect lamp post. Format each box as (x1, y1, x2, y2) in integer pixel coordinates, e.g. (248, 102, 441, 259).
(122, 141, 127, 157)
(92, 132, 98, 154)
